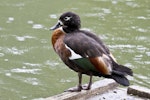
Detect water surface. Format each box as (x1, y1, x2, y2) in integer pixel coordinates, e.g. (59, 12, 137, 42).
(0, 0, 150, 100)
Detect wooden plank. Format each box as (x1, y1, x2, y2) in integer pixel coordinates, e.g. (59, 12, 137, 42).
(45, 79, 119, 100)
(127, 85, 150, 99)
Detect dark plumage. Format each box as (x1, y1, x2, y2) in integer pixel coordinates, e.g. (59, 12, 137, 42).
(50, 12, 133, 92)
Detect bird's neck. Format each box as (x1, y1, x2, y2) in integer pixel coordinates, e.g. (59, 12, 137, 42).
(63, 26, 79, 33)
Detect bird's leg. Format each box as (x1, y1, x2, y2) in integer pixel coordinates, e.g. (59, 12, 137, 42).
(82, 74, 92, 90)
(86, 74, 92, 90)
(65, 72, 82, 92)
(77, 72, 83, 91)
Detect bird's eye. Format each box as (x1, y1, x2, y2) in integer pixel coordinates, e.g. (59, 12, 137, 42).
(64, 16, 72, 21)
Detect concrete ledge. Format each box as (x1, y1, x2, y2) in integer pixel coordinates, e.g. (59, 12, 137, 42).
(45, 79, 118, 100)
(127, 85, 150, 99)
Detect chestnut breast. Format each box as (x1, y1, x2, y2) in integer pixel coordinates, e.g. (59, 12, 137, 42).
(51, 28, 71, 60)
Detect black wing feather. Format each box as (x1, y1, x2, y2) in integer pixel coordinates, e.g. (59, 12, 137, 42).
(81, 30, 110, 54)
(64, 30, 110, 58)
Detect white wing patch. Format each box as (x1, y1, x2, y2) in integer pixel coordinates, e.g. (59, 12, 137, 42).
(65, 44, 82, 60)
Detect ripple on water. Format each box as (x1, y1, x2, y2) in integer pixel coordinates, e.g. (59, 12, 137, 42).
(0, 53, 5, 57)
(9, 75, 41, 86)
(45, 60, 59, 68)
(15, 35, 36, 42)
(137, 28, 148, 33)
(124, 63, 134, 69)
(23, 62, 41, 67)
(126, 1, 139, 8)
(27, 20, 34, 24)
(109, 44, 136, 49)
(144, 61, 150, 65)
(134, 74, 150, 87)
(6, 17, 14, 23)
(27, 20, 47, 30)
(135, 36, 148, 41)
(5, 73, 12, 77)
(101, 8, 111, 14)
(2, 47, 28, 55)
(11, 68, 41, 74)
(24, 78, 40, 85)
(134, 74, 149, 80)
(0, 27, 3, 30)
(133, 54, 143, 61)
(32, 24, 44, 29)
(49, 14, 57, 19)
(60, 79, 71, 83)
(136, 45, 148, 51)
(137, 16, 147, 20)
(146, 52, 150, 56)
(131, 26, 149, 33)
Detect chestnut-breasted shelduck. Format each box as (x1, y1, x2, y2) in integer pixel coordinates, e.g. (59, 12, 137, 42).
(50, 12, 133, 92)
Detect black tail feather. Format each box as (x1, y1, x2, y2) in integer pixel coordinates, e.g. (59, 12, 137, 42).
(111, 72, 130, 86)
(104, 72, 130, 86)
(112, 60, 133, 76)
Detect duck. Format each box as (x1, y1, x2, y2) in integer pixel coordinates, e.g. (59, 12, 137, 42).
(50, 12, 133, 92)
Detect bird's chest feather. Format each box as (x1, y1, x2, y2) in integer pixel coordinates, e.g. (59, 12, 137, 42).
(51, 29, 71, 60)
(55, 37, 71, 59)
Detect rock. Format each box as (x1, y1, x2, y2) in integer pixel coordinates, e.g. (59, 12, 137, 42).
(127, 85, 150, 99)
(45, 79, 118, 100)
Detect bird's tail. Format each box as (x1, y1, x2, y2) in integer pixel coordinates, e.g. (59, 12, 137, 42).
(104, 70, 131, 86)
(105, 60, 133, 86)
(110, 72, 130, 86)
(112, 60, 133, 76)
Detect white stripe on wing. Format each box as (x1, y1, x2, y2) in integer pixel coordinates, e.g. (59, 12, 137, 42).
(65, 44, 82, 60)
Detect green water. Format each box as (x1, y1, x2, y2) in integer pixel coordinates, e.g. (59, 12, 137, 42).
(0, 0, 149, 100)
